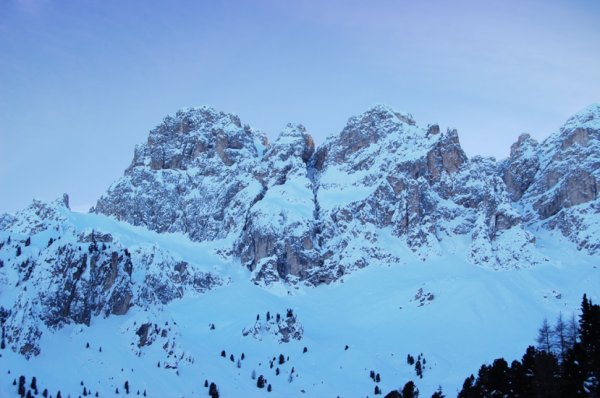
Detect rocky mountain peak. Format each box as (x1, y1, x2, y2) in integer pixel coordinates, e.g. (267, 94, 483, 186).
(128, 106, 266, 172)
(560, 103, 600, 132)
(267, 123, 315, 164)
(509, 133, 538, 158)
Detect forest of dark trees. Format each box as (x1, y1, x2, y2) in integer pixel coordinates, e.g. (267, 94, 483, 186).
(385, 294, 599, 398)
(456, 294, 599, 397)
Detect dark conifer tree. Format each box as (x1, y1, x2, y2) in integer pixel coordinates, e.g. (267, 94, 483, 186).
(208, 382, 219, 398)
(401, 381, 419, 398)
(415, 360, 423, 378)
(18, 375, 26, 397)
(257, 375, 266, 389)
(431, 386, 445, 397)
(536, 318, 554, 354)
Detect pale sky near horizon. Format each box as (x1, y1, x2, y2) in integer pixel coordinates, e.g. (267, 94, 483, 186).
(1, 0, 599, 213)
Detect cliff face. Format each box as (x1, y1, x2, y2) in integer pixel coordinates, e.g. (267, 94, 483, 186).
(90, 103, 600, 284)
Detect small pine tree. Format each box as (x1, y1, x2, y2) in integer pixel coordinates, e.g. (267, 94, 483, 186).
(407, 354, 415, 365)
(345, 345, 349, 350)
(536, 318, 554, 353)
(230, 354, 234, 362)
(208, 382, 219, 398)
(370, 370, 375, 380)
(266, 311, 271, 321)
(204, 379, 208, 387)
(83, 387, 88, 396)
(415, 360, 423, 378)
(57, 391, 62, 398)
(42, 389, 48, 398)
(279, 354, 285, 364)
(25, 237, 31, 246)
(237, 359, 242, 368)
(251, 370, 256, 380)
(18, 375, 26, 397)
(267, 384, 272, 392)
(303, 346, 308, 353)
(86, 342, 90, 348)
(431, 386, 445, 398)
(16, 246, 21, 257)
(220, 350, 226, 357)
(257, 375, 266, 389)
(401, 381, 419, 398)
(554, 312, 567, 362)
(241, 353, 245, 360)
(375, 373, 381, 383)
(115, 387, 119, 394)
(124, 381, 129, 394)
(374, 385, 381, 395)
(275, 367, 280, 375)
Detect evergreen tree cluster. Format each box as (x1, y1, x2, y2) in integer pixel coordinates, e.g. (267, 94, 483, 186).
(384, 380, 420, 398)
(458, 294, 600, 397)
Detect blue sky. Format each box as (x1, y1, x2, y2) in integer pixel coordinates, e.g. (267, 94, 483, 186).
(1, 0, 599, 213)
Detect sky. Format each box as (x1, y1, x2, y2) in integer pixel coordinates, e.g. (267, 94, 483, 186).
(1, 0, 599, 213)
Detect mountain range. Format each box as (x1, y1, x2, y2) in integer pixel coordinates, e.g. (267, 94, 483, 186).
(1, 104, 599, 397)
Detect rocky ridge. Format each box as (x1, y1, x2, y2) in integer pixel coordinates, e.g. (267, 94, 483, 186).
(0, 197, 223, 357)
(94, 103, 600, 283)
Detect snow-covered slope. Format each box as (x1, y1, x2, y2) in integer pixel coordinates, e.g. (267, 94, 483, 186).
(1, 104, 599, 397)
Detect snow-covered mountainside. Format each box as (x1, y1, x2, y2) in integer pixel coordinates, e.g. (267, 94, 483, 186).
(1, 104, 599, 397)
(96, 103, 599, 283)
